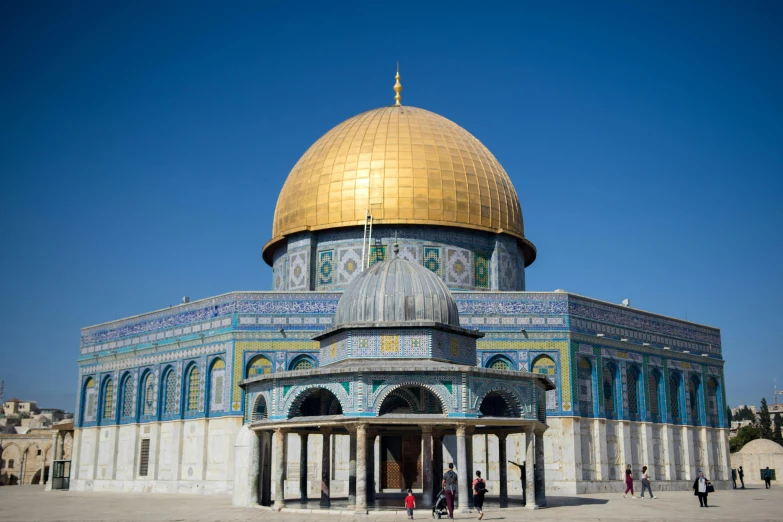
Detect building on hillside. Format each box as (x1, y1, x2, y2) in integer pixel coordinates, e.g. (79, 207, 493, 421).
(69, 73, 731, 504)
(0, 421, 74, 486)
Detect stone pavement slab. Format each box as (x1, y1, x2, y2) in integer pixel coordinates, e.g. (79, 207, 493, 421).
(1, 486, 781, 522)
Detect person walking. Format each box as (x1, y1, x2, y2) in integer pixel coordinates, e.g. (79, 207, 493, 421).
(731, 468, 737, 489)
(442, 463, 458, 520)
(693, 471, 711, 507)
(639, 466, 656, 499)
(764, 467, 772, 489)
(623, 465, 635, 498)
(739, 466, 745, 489)
(405, 489, 416, 519)
(472, 470, 487, 520)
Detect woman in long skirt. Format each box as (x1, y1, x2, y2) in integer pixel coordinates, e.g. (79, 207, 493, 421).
(472, 470, 486, 520)
(623, 465, 635, 498)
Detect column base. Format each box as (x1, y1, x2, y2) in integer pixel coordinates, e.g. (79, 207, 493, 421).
(273, 501, 286, 511)
(525, 504, 540, 510)
(354, 507, 368, 514)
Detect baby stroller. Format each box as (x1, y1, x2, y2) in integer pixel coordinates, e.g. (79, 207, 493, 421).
(432, 489, 448, 519)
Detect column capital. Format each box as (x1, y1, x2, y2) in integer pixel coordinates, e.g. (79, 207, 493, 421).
(274, 427, 289, 435)
(320, 426, 333, 435)
(420, 425, 433, 434)
(497, 432, 508, 441)
(455, 423, 468, 437)
(355, 422, 369, 434)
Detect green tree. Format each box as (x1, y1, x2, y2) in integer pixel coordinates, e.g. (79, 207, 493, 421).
(730, 423, 760, 453)
(727, 406, 733, 424)
(774, 413, 783, 445)
(759, 398, 773, 439)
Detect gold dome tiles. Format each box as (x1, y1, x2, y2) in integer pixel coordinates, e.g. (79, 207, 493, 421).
(265, 106, 527, 259)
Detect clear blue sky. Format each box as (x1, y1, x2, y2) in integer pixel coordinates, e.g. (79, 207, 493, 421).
(1, 1, 781, 412)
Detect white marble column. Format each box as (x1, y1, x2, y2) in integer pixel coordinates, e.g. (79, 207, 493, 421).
(618, 421, 632, 471)
(700, 427, 713, 479)
(640, 423, 655, 480)
(717, 429, 731, 481)
(456, 425, 469, 513)
(355, 424, 368, 514)
(498, 433, 508, 508)
(525, 427, 537, 509)
(273, 428, 287, 511)
(593, 419, 608, 481)
(661, 425, 676, 480)
(682, 426, 694, 481)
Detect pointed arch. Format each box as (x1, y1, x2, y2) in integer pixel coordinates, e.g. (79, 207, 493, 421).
(252, 394, 268, 421)
(288, 387, 344, 418)
(288, 354, 317, 371)
(81, 377, 98, 424)
(119, 372, 134, 420)
(138, 369, 154, 417)
(706, 376, 721, 427)
(486, 354, 514, 370)
(688, 374, 702, 425)
(603, 362, 618, 418)
(626, 364, 642, 419)
(577, 357, 595, 417)
(99, 376, 114, 424)
(668, 371, 683, 423)
(649, 368, 663, 421)
(207, 357, 226, 415)
(160, 366, 179, 417)
(246, 354, 273, 377)
(185, 363, 201, 413)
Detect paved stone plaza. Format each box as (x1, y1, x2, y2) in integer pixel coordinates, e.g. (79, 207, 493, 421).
(1, 486, 781, 522)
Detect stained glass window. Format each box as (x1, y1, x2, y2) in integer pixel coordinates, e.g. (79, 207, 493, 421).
(688, 377, 700, 425)
(532, 355, 558, 410)
(627, 367, 640, 415)
(488, 356, 511, 370)
(669, 374, 681, 421)
(649, 371, 660, 416)
(102, 379, 114, 420)
(142, 374, 154, 415)
(83, 377, 97, 423)
(706, 378, 719, 426)
(210, 359, 225, 412)
(577, 357, 594, 416)
(122, 375, 134, 418)
(164, 370, 178, 414)
(292, 357, 315, 371)
(603, 366, 615, 414)
(187, 366, 200, 412)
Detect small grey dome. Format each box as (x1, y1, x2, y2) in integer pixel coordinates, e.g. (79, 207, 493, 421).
(335, 257, 460, 327)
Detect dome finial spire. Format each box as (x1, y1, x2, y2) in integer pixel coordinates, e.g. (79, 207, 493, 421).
(394, 62, 402, 106)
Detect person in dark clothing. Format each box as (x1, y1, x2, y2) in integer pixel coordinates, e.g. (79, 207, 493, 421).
(442, 463, 458, 520)
(508, 460, 528, 505)
(472, 470, 487, 520)
(731, 468, 737, 489)
(693, 471, 711, 507)
(739, 466, 745, 488)
(764, 467, 772, 489)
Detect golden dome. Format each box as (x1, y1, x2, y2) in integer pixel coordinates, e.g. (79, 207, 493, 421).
(263, 105, 535, 265)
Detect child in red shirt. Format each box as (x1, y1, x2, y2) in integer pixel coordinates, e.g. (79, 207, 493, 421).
(405, 489, 416, 519)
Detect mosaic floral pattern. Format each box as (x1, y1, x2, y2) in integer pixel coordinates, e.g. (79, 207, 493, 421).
(474, 252, 490, 289)
(318, 250, 334, 286)
(423, 247, 441, 275)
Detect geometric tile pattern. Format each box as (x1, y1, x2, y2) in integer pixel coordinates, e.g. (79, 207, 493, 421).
(318, 250, 334, 286)
(446, 248, 472, 287)
(337, 247, 362, 284)
(423, 247, 441, 276)
(474, 251, 490, 289)
(288, 250, 309, 290)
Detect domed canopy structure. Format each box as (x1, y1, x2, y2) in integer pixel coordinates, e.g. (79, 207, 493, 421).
(334, 255, 459, 327)
(738, 438, 783, 454)
(262, 105, 536, 267)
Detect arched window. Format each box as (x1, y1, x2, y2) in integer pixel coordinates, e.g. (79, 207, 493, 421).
(603, 364, 617, 417)
(186, 365, 200, 412)
(102, 378, 114, 421)
(289, 355, 316, 371)
(669, 373, 682, 422)
(688, 375, 701, 425)
(627, 366, 641, 418)
(82, 377, 97, 424)
(706, 377, 719, 427)
(162, 368, 178, 415)
(208, 358, 226, 413)
(121, 374, 134, 419)
(532, 355, 558, 411)
(140, 372, 154, 416)
(487, 355, 513, 370)
(649, 370, 662, 420)
(247, 355, 273, 376)
(252, 394, 267, 421)
(577, 357, 594, 416)
(8, 459, 14, 469)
